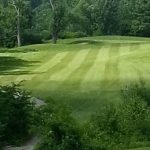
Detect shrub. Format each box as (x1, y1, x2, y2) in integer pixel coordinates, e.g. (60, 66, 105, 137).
(41, 30, 51, 40)
(121, 80, 150, 105)
(85, 104, 122, 150)
(118, 82, 150, 148)
(34, 101, 86, 150)
(0, 83, 33, 146)
(60, 31, 87, 39)
(85, 82, 150, 150)
(119, 97, 150, 148)
(22, 29, 42, 45)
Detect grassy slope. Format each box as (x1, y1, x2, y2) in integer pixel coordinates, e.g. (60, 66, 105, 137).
(0, 36, 150, 121)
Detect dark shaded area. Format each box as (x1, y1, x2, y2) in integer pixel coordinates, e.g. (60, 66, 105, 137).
(0, 56, 39, 75)
(0, 48, 38, 53)
(0, 84, 34, 147)
(1, 71, 44, 76)
(69, 40, 104, 45)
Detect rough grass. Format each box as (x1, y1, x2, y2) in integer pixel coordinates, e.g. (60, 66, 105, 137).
(0, 36, 150, 121)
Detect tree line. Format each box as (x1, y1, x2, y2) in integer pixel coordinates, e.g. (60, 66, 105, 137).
(0, 0, 150, 47)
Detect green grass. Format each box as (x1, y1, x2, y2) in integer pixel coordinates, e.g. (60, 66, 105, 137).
(0, 36, 150, 121)
(128, 147, 150, 150)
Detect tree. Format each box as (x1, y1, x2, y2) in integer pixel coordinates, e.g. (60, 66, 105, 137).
(100, 0, 120, 35)
(131, 0, 150, 36)
(9, 0, 22, 47)
(1, 0, 150, 48)
(9, 0, 30, 47)
(118, 0, 133, 35)
(79, 0, 104, 36)
(32, 2, 52, 40)
(31, 0, 42, 8)
(0, 4, 16, 47)
(49, 0, 67, 44)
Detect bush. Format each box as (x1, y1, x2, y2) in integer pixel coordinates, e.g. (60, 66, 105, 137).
(85, 104, 122, 150)
(33, 82, 150, 150)
(40, 30, 51, 40)
(118, 97, 150, 148)
(60, 31, 87, 39)
(0, 83, 33, 146)
(0, 35, 16, 48)
(85, 82, 150, 150)
(34, 101, 85, 150)
(119, 82, 150, 148)
(22, 29, 42, 45)
(121, 81, 150, 105)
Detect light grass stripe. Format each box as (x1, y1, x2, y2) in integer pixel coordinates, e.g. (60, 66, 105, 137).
(0, 76, 3, 82)
(0, 50, 57, 85)
(119, 44, 131, 57)
(119, 61, 139, 85)
(27, 50, 79, 92)
(35, 50, 79, 81)
(119, 44, 132, 83)
(59, 48, 101, 90)
(119, 43, 141, 85)
(0, 51, 50, 85)
(48, 49, 90, 82)
(0, 75, 13, 85)
(15, 52, 68, 82)
(81, 46, 109, 90)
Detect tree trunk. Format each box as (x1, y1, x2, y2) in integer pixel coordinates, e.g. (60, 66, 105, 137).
(52, 33, 58, 44)
(17, 12, 21, 47)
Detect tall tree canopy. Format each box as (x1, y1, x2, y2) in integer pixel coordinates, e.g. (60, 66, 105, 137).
(49, 0, 67, 44)
(0, 0, 149, 47)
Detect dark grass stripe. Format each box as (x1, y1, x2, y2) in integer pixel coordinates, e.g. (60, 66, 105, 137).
(101, 43, 120, 91)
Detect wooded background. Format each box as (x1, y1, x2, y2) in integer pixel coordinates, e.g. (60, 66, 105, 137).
(0, 0, 150, 47)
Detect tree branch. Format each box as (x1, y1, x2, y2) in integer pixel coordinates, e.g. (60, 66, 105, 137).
(9, 0, 19, 15)
(49, 0, 54, 11)
(70, 0, 82, 12)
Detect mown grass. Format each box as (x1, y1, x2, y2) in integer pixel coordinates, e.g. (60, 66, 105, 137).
(0, 36, 150, 121)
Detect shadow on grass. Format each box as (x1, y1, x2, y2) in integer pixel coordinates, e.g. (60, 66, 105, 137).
(0, 56, 39, 75)
(0, 71, 43, 75)
(0, 48, 38, 53)
(69, 40, 104, 45)
(68, 39, 150, 45)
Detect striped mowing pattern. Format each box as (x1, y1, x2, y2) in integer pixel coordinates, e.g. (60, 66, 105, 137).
(15, 51, 69, 82)
(0, 37, 150, 101)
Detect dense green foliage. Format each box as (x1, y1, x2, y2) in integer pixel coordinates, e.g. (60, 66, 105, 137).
(86, 84, 150, 149)
(0, 1, 149, 149)
(34, 82, 150, 150)
(0, 35, 149, 149)
(34, 101, 86, 150)
(0, 83, 33, 147)
(0, 82, 150, 149)
(0, 0, 149, 47)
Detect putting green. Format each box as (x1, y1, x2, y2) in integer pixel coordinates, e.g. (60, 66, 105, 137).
(0, 36, 150, 120)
